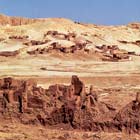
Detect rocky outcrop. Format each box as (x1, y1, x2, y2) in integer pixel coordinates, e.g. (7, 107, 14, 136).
(0, 76, 140, 134)
(9, 35, 29, 40)
(128, 23, 140, 29)
(96, 45, 130, 61)
(44, 31, 77, 41)
(0, 50, 19, 57)
(114, 92, 140, 134)
(24, 40, 49, 46)
(27, 40, 88, 55)
(0, 14, 40, 26)
(119, 40, 140, 46)
(0, 76, 109, 126)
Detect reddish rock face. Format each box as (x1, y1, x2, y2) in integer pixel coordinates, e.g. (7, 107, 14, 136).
(0, 78, 38, 113)
(114, 100, 140, 134)
(0, 51, 19, 57)
(136, 92, 140, 103)
(71, 75, 85, 96)
(0, 14, 39, 26)
(0, 76, 140, 133)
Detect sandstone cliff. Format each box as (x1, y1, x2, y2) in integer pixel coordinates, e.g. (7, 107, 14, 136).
(0, 14, 40, 26)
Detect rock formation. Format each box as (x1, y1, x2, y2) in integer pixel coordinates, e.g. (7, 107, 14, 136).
(9, 35, 29, 40)
(0, 76, 105, 126)
(0, 50, 19, 57)
(136, 92, 140, 103)
(0, 14, 40, 26)
(114, 92, 140, 134)
(0, 76, 140, 134)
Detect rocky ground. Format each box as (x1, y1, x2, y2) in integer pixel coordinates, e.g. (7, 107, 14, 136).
(0, 14, 140, 140)
(1, 121, 140, 140)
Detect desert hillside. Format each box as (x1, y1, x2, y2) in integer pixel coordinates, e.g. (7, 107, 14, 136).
(0, 14, 140, 78)
(0, 14, 140, 55)
(0, 14, 140, 140)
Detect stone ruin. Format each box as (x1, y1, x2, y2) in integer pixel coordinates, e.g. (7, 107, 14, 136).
(0, 76, 104, 126)
(96, 44, 130, 61)
(0, 77, 37, 114)
(0, 76, 140, 133)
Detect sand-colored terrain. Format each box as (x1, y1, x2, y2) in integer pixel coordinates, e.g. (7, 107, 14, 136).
(0, 14, 140, 140)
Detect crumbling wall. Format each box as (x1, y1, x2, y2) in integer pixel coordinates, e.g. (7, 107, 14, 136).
(0, 76, 140, 134)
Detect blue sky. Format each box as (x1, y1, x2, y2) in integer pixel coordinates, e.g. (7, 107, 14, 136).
(0, 0, 140, 25)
